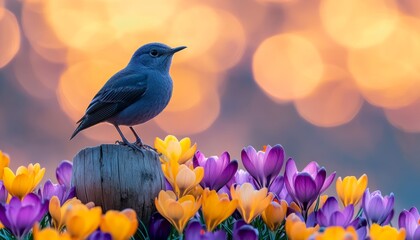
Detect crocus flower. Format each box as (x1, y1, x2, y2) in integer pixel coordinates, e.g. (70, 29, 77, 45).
(0, 151, 10, 179)
(0, 193, 48, 238)
(185, 220, 226, 240)
(56, 160, 72, 189)
(162, 156, 204, 198)
(193, 151, 238, 191)
(227, 169, 254, 187)
(65, 204, 102, 239)
(201, 188, 238, 231)
(88, 231, 112, 240)
(3, 163, 45, 199)
(362, 188, 394, 225)
(241, 145, 285, 193)
(261, 199, 288, 231)
(38, 180, 67, 203)
(100, 209, 138, 240)
(0, 181, 8, 204)
(233, 220, 258, 240)
(230, 182, 274, 223)
(155, 190, 201, 233)
(148, 212, 172, 240)
(316, 197, 355, 227)
(284, 159, 336, 213)
(33, 225, 71, 240)
(399, 207, 420, 240)
(336, 174, 368, 207)
(49, 196, 82, 230)
(155, 135, 197, 164)
(285, 213, 319, 240)
(313, 226, 358, 240)
(369, 224, 406, 240)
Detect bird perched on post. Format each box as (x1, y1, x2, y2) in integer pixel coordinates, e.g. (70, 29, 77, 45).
(70, 42, 186, 151)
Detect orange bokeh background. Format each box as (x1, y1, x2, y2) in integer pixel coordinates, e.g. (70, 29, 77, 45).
(1, 0, 420, 213)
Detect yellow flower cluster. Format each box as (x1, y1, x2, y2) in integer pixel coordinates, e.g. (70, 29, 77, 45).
(36, 196, 138, 240)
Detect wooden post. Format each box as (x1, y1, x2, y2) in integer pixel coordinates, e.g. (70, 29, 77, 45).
(72, 144, 165, 224)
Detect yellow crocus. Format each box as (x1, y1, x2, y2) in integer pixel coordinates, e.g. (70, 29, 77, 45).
(336, 174, 368, 206)
(262, 199, 288, 231)
(33, 225, 71, 240)
(370, 224, 405, 240)
(230, 183, 274, 224)
(3, 163, 45, 199)
(100, 209, 138, 240)
(314, 226, 358, 240)
(162, 158, 204, 198)
(285, 213, 320, 240)
(49, 196, 82, 230)
(155, 135, 197, 164)
(64, 204, 102, 240)
(155, 190, 201, 233)
(0, 151, 10, 179)
(202, 189, 238, 231)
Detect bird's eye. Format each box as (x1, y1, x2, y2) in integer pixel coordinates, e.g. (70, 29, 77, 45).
(149, 50, 159, 57)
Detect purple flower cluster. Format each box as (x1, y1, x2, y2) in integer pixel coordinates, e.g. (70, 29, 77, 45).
(38, 160, 75, 204)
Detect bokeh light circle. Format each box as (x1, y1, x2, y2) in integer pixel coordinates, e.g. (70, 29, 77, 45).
(0, 10, 20, 68)
(199, 9, 246, 73)
(57, 60, 121, 122)
(105, 0, 177, 36)
(320, 0, 399, 49)
(44, 0, 116, 52)
(294, 66, 363, 127)
(154, 66, 221, 135)
(385, 99, 420, 133)
(252, 33, 324, 102)
(348, 16, 420, 109)
(166, 66, 203, 112)
(167, 5, 222, 62)
(0, 0, 4, 20)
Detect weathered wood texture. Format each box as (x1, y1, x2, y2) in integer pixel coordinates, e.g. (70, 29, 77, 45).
(72, 144, 165, 224)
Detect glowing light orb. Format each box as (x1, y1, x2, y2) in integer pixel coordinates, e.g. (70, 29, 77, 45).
(348, 17, 420, 109)
(0, 10, 20, 68)
(320, 0, 399, 48)
(294, 67, 363, 127)
(385, 99, 420, 133)
(252, 33, 324, 102)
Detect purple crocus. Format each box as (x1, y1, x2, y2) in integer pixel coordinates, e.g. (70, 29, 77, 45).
(362, 188, 394, 225)
(88, 231, 112, 240)
(0, 193, 48, 238)
(56, 160, 73, 189)
(284, 159, 336, 213)
(148, 212, 172, 240)
(38, 180, 67, 203)
(233, 220, 258, 240)
(193, 151, 238, 191)
(227, 169, 254, 187)
(55, 160, 76, 202)
(316, 197, 356, 227)
(241, 145, 285, 191)
(0, 181, 8, 204)
(184, 220, 226, 240)
(399, 207, 420, 240)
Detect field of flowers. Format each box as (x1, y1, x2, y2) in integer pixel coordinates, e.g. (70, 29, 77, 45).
(0, 135, 415, 239)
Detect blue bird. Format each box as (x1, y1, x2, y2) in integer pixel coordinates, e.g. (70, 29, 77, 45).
(70, 42, 186, 151)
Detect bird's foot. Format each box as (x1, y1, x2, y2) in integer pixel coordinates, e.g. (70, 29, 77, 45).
(116, 140, 157, 152)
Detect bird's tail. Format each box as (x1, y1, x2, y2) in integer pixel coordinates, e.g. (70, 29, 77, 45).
(70, 116, 87, 140)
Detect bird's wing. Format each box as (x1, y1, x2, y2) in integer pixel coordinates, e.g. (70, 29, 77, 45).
(80, 73, 148, 125)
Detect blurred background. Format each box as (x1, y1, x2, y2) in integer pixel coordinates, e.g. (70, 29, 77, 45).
(0, 0, 420, 213)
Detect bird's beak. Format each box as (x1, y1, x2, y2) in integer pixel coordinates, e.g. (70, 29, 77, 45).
(171, 46, 187, 54)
